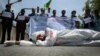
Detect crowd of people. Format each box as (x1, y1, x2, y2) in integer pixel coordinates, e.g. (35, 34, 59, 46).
(0, 4, 100, 44)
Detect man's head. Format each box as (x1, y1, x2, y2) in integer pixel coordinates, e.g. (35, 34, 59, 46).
(20, 9, 25, 15)
(48, 8, 51, 13)
(37, 34, 46, 41)
(61, 10, 66, 17)
(85, 9, 91, 15)
(37, 6, 39, 13)
(32, 8, 35, 14)
(5, 4, 11, 11)
(71, 10, 76, 16)
(52, 10, 56, 17)
(41, 8, 45, 14)
(32, 31, 46, 41)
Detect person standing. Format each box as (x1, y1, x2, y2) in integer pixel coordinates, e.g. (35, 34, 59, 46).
(15, 9, 29, 41)
(94, 10, 100, 27)
(0, 4, 14, 44)
(38, 8, 48, 28)
(83, 9, 95, 29)
(61, 10, 67, 17)
(28, 8, 37, 41)
(40, 8, 48, 17)
(60, 10, 69, 29)
(47, 10, 66, 30)
(93, 10, 100, 31)
(28, 8, 36, 17)
(71, 10, 82, 29)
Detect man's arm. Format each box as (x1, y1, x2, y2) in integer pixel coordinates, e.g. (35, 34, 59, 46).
(12, 12, 15, 20)
(25, 16, 29, 23)
(0, 11, 4, 20)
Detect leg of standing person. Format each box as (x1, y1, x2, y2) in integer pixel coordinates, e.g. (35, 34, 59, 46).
(0, 23, 1, 39)
(21, 29, 25, 40)
(16, 26, 21, 41)
(1, 24, 7, 44)
(7, 23, 12, 40)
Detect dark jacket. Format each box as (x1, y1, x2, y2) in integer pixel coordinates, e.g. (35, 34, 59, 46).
(1, 10, 14, 25)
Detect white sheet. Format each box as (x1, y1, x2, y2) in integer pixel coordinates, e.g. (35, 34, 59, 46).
(47, 17, 67, 31)
(28, 15, 48, 39)
(28, 17, 77, 35)
(31, 28, 100, 46)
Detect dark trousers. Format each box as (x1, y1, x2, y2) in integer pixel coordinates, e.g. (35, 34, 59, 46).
(90, 22, 95, 27)
(16, 28, 25, 41)
(84, 22, 95, 29)
(84, 23, 89, 28)
(16, 22, 26, 41)
(1, 22, 12, 43)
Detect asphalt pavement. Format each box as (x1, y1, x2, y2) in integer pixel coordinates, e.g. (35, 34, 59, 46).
(0, 45, 100, 56)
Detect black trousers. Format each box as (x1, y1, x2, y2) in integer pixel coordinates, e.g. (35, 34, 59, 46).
(84, 22, 95, 29)
(16, 22, 26, 41)
(1, 21, 12, 43)
(84, 23, 90, 28)
(16, 28, 25, 41)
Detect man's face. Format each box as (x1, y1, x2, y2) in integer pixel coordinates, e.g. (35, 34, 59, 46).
(42, 10, 45, 14)
(21, 10, 25, 15)
(37, 34, 46, 41)
(53, 10, 56, 15)
(6, 6, 11, 10)
(32, 9, 35, 14)
(62, 10, 66, 15)
(72, 12, 76, 16)
(85, 10, 90, 15)
(41, 9, 45, 14)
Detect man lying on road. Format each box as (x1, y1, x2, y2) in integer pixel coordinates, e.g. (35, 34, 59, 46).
(4, 28, 100, 47)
